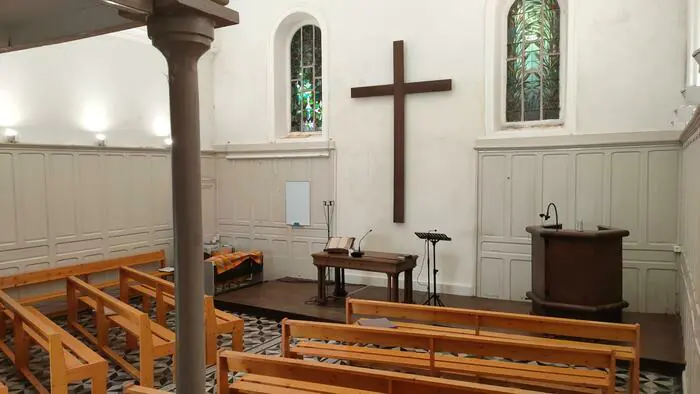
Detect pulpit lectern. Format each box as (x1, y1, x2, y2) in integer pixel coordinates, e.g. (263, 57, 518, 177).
(525, 224, 630, 323)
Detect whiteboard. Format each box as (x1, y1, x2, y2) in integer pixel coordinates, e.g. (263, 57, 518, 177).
(286, 181, 310, 226)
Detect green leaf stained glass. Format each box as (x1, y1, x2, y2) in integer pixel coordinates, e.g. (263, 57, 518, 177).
(506, 0, 561, 123)
(291, 25, 323, 132)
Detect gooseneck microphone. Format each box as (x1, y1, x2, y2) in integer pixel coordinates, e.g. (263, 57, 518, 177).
(351, 229, 373, 258)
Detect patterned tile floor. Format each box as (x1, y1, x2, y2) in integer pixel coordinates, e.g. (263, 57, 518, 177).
(0, 309, 683, 393)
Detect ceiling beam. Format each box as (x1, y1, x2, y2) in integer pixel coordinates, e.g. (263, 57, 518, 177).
(0, 4, 142, 54)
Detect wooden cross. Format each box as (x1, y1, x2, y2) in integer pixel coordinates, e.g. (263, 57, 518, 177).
(351, 40, 452, 223)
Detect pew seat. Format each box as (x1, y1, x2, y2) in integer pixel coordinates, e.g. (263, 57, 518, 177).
(67, 276, 175, 388)
(121, 266, 244, 364)
(283, 319, 616, 393)
(0, 291, 108, 394)
(346, 298, 640, 393)
(218, 350, 547, 394)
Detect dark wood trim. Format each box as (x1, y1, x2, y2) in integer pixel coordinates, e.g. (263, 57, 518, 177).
(680, 105, 700, 145)
(350, 40, 453, 223)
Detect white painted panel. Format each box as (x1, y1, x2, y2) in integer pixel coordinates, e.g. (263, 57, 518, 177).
(0, 153, 16, 245)
(509, 259, 531, 302)
(611, 152, 641, 243)
(17, 153, 48, 242)
(77, 154, 103, 235)
(510, 155, 537, 239)
(647, 150, 678, 245)
(622, 266, 641, 312)
(233, 161, 252, 223)
(106, 155, 128, 233)
(480, 155, 507, 237)
(253, 161, 273, 223)
(216, 158, 235, 222)
(128, 155, 150, 230)
(310, 158, 332, 226)
(201, 156, 216, 180)
(646, 268, 677, 314)
(48, 153, 77, 239)
(150, 155, 172, 228)
(575, 153, 605, 227)
(202, 183, 217, 241)
(479, 257, 504, 299)
(542, 154, 570, 226)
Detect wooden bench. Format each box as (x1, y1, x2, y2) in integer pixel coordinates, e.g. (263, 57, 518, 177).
(66, 276, 175, 388)
(346, 298, 640, 393)
(0, 382, 6, 394)
(218, 350, 546, 394)
(282, 319, 617, 393)
(123, 383, 169, 393)
(120, 266, 244, 364)
(0, 290, 108, 393)
(0, 250, 171, 306)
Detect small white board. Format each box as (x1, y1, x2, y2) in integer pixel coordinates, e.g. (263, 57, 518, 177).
(286, 181, 310, 227)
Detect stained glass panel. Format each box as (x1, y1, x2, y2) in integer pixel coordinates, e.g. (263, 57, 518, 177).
(506, 0, 561, 123)
(290, 25, 323, 132)
(314, 26, 322, 77)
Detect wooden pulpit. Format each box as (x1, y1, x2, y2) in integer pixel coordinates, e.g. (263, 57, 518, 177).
(525, 225, 630, 323)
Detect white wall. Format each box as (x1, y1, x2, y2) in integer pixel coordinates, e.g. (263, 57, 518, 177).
(0, 29, 217, 149)
(213, 0, 687, 293)
(0, 144, 217, 299)
(476, 133, 681, 313)
(680, 117, 700, 393)
(688, 0, 700, 87)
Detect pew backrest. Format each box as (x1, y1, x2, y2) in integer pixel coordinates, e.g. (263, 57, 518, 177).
(218, 350, 544, 394)
(283, 319, 614, 369)
(120, 266, 175, 296)
(0, 250, 166, 290)
(346, 298, 639, 344)
(68, 276, 148, 327)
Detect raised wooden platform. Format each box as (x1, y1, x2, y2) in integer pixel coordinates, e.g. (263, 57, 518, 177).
(215, 278, 684, 374)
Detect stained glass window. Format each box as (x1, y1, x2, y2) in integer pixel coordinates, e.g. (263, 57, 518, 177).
(291, 25, 323, 132)
(506, 0, 561, 123)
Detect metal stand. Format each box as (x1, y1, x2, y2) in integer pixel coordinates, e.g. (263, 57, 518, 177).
(415, 231, 452, 307)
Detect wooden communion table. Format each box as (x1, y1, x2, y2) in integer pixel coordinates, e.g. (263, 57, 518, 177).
(312, 251, 417, 304)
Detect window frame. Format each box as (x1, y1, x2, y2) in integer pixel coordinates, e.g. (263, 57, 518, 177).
(484, 0, 574, 136)
(502, 0, 565, 129)
(287, 23, 323, 136)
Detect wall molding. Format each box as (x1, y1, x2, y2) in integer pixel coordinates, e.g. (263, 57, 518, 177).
(217, 140, 336, 160)
(681, 105, 700, 147)
(475, 131, 682, 151)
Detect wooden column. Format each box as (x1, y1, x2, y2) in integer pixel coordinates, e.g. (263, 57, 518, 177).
(148, 14, 214, 393)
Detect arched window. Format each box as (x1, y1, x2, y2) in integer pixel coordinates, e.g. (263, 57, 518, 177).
(290, 25, 323, 132)
(506, 0, 561, 123)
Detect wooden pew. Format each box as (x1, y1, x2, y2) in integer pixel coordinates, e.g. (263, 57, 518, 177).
(218, 350, 546, 394)
(123, 383, 169, 393)
(282, 319, 617, 393)
(0, 382, 6, 394)
(0, 290, 108, 393)
(119, 266, 245, 364)
(66, 276, 175, 388)
(0, 250, 170, 306)
(346, 298, 640, 393)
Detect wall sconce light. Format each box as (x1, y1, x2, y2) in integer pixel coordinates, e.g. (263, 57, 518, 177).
(3, 128, 18, 143)
(694, 48, 700, 68)
(164, 137, 173, 147)
(96, 133, 107, 147)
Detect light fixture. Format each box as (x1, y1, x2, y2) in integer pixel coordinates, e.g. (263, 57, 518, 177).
(82, 103, 109, 133)
(96, 133, 107, 147)
(3, 128, 18, 143)
(164, 137, 173, 147)
(0, 91, 20, 127)
(694, 48, 700, 68)
(153, 116, 171, 137)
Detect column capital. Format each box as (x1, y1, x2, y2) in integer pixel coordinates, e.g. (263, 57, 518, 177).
(147, 13, 215, 61)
